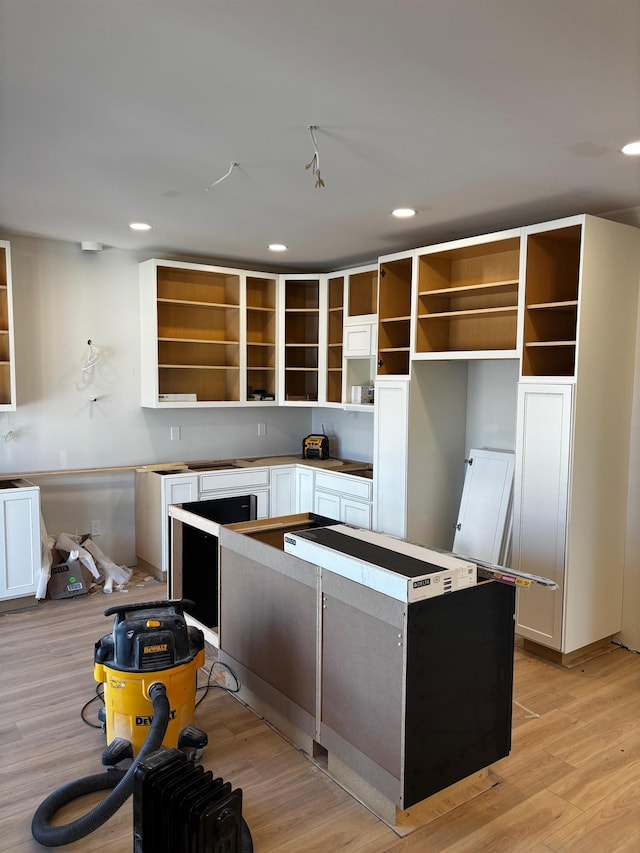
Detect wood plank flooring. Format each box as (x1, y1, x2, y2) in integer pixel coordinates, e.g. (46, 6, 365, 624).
(2, 576, 640, 851)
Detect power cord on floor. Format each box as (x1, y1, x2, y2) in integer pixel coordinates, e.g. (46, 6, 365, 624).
(79, 659, 239, 728)
(81, 684, 105, 729)
(196, 660, 240, 707)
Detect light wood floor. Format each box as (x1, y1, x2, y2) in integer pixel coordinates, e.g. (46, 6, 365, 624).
(2, 576, 640, 852)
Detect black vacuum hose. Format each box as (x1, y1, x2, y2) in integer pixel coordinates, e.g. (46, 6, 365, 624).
(31, 682, 170, 847)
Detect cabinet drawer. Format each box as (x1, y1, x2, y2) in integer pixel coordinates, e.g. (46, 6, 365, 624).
(199, 467, 269, 493)
(314, 470, 372, 500)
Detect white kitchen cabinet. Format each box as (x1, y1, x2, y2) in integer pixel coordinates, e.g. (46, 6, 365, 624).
(513, 385, 571, 649)
(313, 489, 340, 521)
(313, 469, 373, 529)
(139, 259, 278, 407)
(135, 469, 198, 576)
(0, 241, 16, 412)
(0, 480, 41, 601)
(512, 215, 640, 658)
(372, 378, 409, 538)
(326, 264, 378, 406)
(280, 274, 326, 406)
(295, 466, 314, 513)
(344, 322, 375, 358)
(377, 250, 414, 378)
(341, 496, 372, 528)
(270, 465, 297, 517)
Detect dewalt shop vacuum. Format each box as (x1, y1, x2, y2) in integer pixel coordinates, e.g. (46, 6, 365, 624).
(31, 599, 253, 851)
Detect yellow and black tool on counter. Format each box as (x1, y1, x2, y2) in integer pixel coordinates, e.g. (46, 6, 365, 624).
(302, 433, 330, 460)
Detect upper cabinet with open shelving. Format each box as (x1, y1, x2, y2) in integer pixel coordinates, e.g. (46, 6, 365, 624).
(414, 231, 521, 360)
(246, 275, 278, 402)
(521, 224, 581, 378)
(377, 253, 413, 376)
(140, 259, 278, 407)
(326, 275, 344, 404)
(281, 276, 323, 405)
(0, 242, 16, 412)
(138, 214, 638, 408)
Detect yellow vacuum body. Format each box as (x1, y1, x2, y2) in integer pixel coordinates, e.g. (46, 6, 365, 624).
(94, 600, 206, 760)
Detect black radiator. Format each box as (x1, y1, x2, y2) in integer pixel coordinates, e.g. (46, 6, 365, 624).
(134, 747, 249, 852)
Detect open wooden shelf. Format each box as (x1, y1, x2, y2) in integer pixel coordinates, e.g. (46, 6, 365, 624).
(416, 238, 520, 355)
(327, 276, 344, 402)
(348, 269, 378, 317)
(246, 276, 276, 399)
(284, 279, 320, 402)
(0, 245, 15, 408)
(377, 257, 413, 376)
(522, 225, 581, 377)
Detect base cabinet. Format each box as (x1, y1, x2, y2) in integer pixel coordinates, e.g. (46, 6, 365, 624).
(320, 572, 515, 808)
(513, 385, 571, 649)
(0, 481, 41, 601)
(135, 471, 198, 576)
(218, 517, 516, 815)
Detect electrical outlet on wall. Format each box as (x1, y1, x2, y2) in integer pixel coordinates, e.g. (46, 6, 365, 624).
(170, 426, 181, 441)
(91, 520, 102, 537)
(257, 423, 266, 436)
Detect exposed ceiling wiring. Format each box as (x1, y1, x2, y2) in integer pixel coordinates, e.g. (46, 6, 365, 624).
(305, 125, 325, 188)
(82, 340, 101, 372)
(206, 161, 238, 191)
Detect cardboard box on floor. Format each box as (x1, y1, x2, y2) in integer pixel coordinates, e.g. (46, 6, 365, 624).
(47, 549, 94, 599)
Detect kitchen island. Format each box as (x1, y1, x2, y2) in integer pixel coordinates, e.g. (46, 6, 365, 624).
(216, 515, 516, 824)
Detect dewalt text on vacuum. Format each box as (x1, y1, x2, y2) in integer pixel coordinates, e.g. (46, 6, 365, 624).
(31, 599, 253, 852)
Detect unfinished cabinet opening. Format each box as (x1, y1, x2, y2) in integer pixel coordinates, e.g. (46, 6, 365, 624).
(0, 246, 12, 407)
(246, 276, 277, 400)
(522, 225, 581, 377)
(155, 267, 241, 402)
(285, 279, 320, 402)
(378, 258, 412, 376)
(348, 269, 378, 317)
(327, 277, 344, 403)
(415, 238, 520, 355)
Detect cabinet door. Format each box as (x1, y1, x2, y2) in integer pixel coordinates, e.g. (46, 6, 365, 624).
(453, 448, 514, 565)
(313, 490, 340, 522)
(295, 467, 314, 513)
(341, 497, 372, 530)
(513, 384, 572, 650)
(270, 466, 296, 517)
(344, 323, 373, 358)
(0, 488, 40, 599)
(373, 378, 409, 538)
(162, 475, 198, 573)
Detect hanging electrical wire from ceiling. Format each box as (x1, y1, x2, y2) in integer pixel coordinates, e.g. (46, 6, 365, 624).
(82, 340, 101, 372)
(305, 125, 325, 188)
(206, 162, 238, 191)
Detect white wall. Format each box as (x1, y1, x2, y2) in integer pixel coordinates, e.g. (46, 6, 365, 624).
(465, 360, 519, 454)
(0, 233, 311, 563)
(311, 408, 374, 462)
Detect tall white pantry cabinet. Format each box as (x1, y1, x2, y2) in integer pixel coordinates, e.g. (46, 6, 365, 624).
(372, 215, 640, 658)
(513, 216, 640, 657)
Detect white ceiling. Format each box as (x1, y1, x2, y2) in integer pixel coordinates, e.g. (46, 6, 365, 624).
(1, 0, 639, 271)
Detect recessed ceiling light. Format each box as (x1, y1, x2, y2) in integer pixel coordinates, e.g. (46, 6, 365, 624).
(129, 222, 152, 231)
(392, 208, 417, 218)
(268, 243, 288, 252)
(621, 140, 640, 156)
